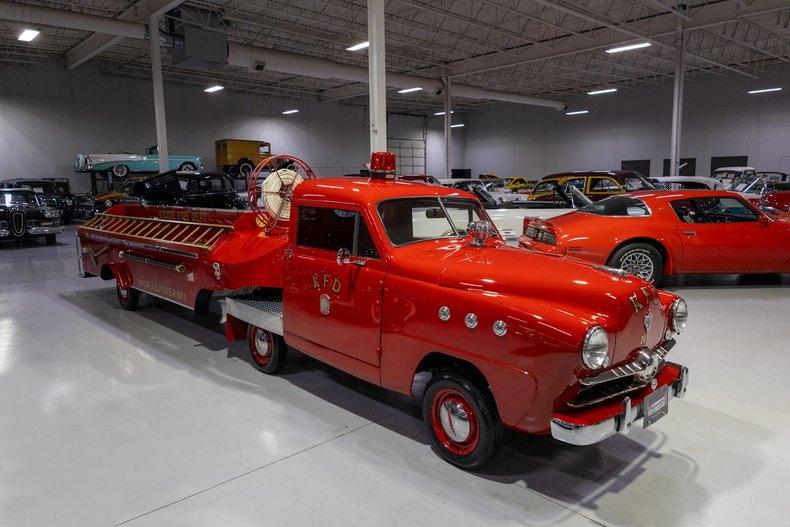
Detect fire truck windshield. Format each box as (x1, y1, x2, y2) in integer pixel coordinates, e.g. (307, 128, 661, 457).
(377, 197, 490, 246)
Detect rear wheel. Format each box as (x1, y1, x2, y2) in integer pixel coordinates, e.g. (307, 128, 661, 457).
(608, 243, 663, 284)
(246, 325, 287, 374)
(238, 160, 254, 180)
(179, 162, 197, 172)
(422, 372, 502, 470)
(109, 164, 129, 179)
(116, 282, 140, 311)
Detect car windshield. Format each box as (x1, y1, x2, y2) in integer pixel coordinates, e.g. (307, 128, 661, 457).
(579, 195, 650, 216)
(1, 191, 39, 207)
(378, 197, 490, 246)
(623, 175, 655, 191)
(727, 176, 765, 194)
(16, 181, 56, 194)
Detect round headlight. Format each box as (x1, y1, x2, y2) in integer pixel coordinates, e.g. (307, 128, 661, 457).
(581, 326, 610, 369)
(104, 199, 114, 207)
(671, 298, 688, 334)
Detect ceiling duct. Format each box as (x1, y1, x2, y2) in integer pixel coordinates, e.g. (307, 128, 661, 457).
(169, 6, 227, 70)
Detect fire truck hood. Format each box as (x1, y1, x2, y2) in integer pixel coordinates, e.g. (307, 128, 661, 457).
(393, 240, 658, 326)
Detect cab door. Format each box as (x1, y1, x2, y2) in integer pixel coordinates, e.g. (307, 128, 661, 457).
(283, 205, 385, 366)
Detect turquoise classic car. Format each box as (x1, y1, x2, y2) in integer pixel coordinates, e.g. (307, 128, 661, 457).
(74, 146, 204, 179)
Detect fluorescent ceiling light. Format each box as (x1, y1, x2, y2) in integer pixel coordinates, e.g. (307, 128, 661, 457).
(450, 123, 465, 128)
(605, 42, 651, 54)
(346, 41, 369, 51)
(18, 29, 39, 42)
(565, 110, 589, 116)
(204, 85, 224, 93)
(587, 88, 618, 95)
(398, 87, 423, 94)
(282, 109, 299, 115)
(747, 87, 782, 94)
(434, 111, 455, 116)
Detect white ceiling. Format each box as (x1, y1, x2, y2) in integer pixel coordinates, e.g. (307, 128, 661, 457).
(1, 0, 789, 113)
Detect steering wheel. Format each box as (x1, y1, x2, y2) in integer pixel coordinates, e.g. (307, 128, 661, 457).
(248, 155, 316, 233)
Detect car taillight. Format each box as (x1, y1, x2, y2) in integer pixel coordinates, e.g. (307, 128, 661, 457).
(523, 219, 557, 245)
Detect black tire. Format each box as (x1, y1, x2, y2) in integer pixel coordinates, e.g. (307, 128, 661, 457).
(109, 164, 129, 179)
(247, 325, 287, 374)
(608, 242, 663, 284)
(422, 372, 503, 470)
(44, 234, 56, 245)
(194, 290, 212, 315)
(116, 282, 140, 311)
(238, 160, 254, 179)
(179, 162, 197, 172)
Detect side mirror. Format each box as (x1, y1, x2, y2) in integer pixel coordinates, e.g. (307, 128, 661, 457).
(467, 220, 497, 247)
(336, 247, 351, 265)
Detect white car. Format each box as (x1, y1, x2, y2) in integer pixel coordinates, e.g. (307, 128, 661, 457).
(653, 176, 723, 190)
(712, 166, 756, 187)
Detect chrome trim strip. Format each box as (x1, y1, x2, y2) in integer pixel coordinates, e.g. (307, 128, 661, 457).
(27, 226, 64, 235)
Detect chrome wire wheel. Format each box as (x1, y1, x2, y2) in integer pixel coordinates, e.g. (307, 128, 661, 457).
(620, 251, 654, 281)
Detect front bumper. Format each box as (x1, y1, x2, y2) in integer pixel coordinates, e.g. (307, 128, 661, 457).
(28, 226, 64, 236)
(550, 362, 689, 446)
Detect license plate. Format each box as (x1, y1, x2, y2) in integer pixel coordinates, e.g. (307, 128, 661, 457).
(643, 385, 669, 429)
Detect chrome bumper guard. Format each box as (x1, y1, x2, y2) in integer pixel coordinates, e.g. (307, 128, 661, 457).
(28, 226, 64, 235)
(551, 365, 689, 446)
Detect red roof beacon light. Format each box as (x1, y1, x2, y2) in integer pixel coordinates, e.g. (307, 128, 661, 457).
(370, 151, 397, 180)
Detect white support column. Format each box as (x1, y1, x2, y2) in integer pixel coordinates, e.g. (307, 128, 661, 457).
(669, 18, 685, 178)
(149, 14, 169, 173)
(443, 76, 452, 179)
(367, 0, 387, 153)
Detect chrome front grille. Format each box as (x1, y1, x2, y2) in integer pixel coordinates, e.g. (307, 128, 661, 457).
(10, 211, 25, 236)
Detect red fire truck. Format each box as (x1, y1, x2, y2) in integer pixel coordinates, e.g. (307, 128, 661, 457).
(77, 153, 689, 469)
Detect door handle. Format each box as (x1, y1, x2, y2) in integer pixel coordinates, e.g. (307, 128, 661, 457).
(683, 230, 696, 236)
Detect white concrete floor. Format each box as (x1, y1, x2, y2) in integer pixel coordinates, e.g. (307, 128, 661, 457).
(1, 225, 789, 527)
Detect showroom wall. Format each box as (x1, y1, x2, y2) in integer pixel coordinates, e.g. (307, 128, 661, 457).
(462, 63, 790, 178)
(0, 59, 429, 192)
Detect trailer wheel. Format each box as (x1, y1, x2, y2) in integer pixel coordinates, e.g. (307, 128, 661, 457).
(247, 325, 287, 374)
(116, 282, 140, 311)
(422, 372, 502, 470)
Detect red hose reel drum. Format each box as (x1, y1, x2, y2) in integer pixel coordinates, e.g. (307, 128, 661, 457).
(248, 155, 317, 233)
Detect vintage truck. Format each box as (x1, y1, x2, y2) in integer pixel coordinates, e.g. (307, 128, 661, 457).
(76, 153, 689, 470)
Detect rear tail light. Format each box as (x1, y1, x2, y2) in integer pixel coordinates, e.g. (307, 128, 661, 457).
(523, 218, 557, 245)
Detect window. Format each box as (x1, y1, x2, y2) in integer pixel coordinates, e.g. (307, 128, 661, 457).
(296, 206, 378, 258)
(209, 176, 225, 192)
(588, 177, 622, 192)
(622, 176, 654, 191)
(671, 197, 758, 223)
(579, 196, 650, 216)
(259, 144, 271, 156)
(377, 197, 487, 246)
(2, 192, 39, 206)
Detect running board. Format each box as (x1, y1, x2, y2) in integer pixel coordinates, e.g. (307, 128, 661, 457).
(222, 296, 284, 336)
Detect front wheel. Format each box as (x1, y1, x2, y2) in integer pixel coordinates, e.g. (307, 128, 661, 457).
(608, 243, 663, 283)
(422, 372, 503, 470)
(116, 282, 140, 311)
(247, 325, 287, 374)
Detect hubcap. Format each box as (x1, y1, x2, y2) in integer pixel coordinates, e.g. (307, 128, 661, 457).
(119, 288, 128, 299)
(439, 400, 471, 442)
(620, 252, 654, 280)
(254, 329, 271, 358)
(430, 388, 479, 456)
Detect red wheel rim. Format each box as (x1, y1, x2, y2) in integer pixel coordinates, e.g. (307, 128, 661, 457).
(250, 327, 273, 366)
(430, 387, 480, 456)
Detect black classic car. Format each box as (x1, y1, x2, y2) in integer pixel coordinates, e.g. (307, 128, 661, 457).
(122, 170, 244, 209)
(0, 178, 74, 223)
(0, 188, 63, 244)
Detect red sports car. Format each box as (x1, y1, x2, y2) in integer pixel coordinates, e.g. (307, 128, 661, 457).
(762, 190, 790, 213)
(519, 190, 790, 283)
